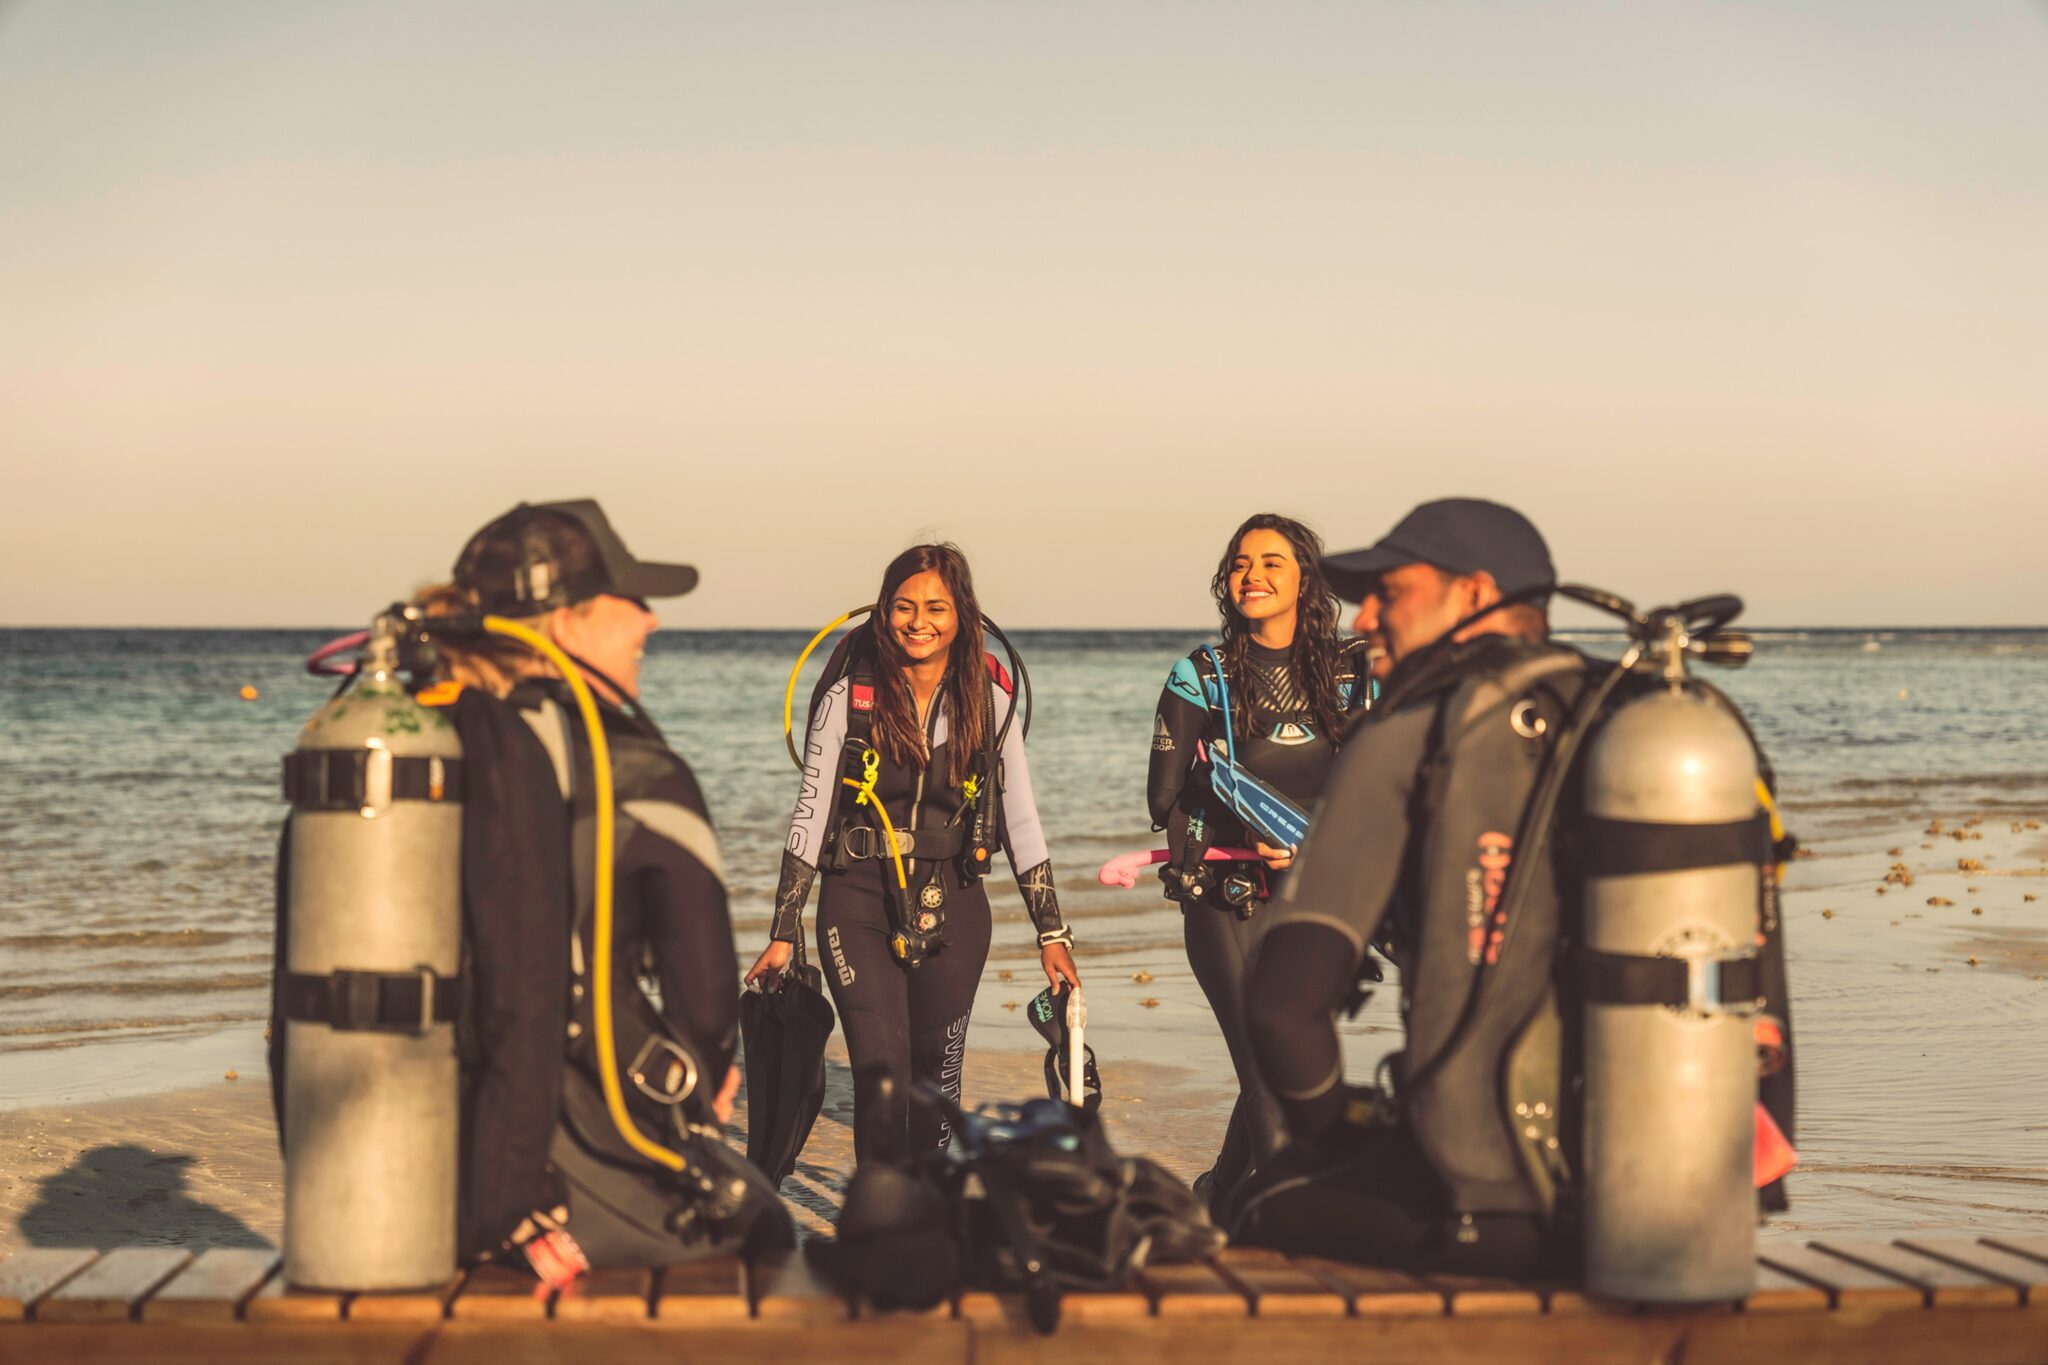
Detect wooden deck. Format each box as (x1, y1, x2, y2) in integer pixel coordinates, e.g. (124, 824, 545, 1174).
(2, 1234, 2044, 1363)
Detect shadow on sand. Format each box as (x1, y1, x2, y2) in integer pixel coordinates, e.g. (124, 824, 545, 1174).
(20, 1143, 270, 1249)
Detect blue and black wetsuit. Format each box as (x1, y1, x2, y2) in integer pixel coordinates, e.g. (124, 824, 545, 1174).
(1147, 637, 1370, 1206)
(773, 664, 1063, 1162)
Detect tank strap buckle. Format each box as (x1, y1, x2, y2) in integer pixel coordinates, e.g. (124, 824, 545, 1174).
(1578, 949, 1762, 1016)
(284, 968, 453, 1034)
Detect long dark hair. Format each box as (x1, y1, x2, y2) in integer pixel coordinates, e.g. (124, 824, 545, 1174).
(1209, 513, 1347, 744)
(867, 543, 988, 787)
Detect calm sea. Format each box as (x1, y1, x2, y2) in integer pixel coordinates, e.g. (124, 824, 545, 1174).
(3, 626, 2045, 1231)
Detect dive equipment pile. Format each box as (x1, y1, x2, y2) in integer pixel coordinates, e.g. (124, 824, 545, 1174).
(812, 1079, 1221, 1335)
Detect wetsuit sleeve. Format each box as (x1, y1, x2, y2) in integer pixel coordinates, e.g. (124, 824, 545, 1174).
(1246, 704, 1431, 1143)
(623, 756, 740, 1082)
(772, 678, 851, 943)
(995, 719, 1064, 938)
(1146, 654, 1209, 828)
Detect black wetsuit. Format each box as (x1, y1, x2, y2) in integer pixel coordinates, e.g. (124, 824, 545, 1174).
(1146, 639, 1369, 1206)
(774, 665, 1062, 1162)
(1230, 638, 1565, 1277)
(270, 680, 788, 1270)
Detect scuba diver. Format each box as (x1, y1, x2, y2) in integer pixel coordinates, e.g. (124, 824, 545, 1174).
(1230, 499, 1797, 1299)
(1146, 513, 1373, 1215)
(271, 500, 789, 1290)
(746, 543, 1079, 1163)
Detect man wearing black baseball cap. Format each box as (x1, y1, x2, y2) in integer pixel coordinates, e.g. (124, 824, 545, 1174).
(1227, 497, 1574, 1279)
(1322, 497, 1556, 679)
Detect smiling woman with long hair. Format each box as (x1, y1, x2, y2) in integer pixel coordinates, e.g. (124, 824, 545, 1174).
(748, 544, 1077, 1162)
(1146, 513, 1373, 1213)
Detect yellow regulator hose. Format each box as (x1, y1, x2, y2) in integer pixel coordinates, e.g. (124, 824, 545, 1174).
(484, 615, 684, 1173)
(784, 606, 872, 769)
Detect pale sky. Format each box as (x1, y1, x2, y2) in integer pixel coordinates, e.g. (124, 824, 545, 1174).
(3, 1, 2044, 628)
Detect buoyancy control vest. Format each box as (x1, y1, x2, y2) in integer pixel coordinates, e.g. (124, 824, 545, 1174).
(1378, 605, 1795, 1300)
(1155, 639, 1373, 911)
(807, 634, 1013, 964)
(517, 684, 720, 1155)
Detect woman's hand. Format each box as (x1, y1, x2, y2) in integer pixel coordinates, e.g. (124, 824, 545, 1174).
(1254, 840, 1295, 871)
(711, 1063, 741, 1126)
(1041, 942, 1081, 993)
(745, 940, 794, 987)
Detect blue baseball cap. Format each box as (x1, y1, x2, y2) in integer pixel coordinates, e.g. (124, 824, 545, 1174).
(1324, 498, 1555, 603)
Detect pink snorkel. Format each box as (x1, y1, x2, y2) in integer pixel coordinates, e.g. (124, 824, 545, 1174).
(1096, 847, 1263, 889)
(305, 631, 369, 677)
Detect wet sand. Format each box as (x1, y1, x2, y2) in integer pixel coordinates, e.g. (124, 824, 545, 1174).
(4, 805, 2045, 1256)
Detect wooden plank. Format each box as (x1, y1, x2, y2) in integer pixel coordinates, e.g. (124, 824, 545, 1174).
(36, 1247, 192, 1323)
(1286, 1255, 1444, 1315)
(1051, 1282, 1151, 1323)
(1901, 1237, 2048, 1302)
(1135, 1259, 1254, 1318)
(652, 1256, 749, 1324)
(1758, 1241, 1925, 1310)
(1209, 1251, 1347, 1318)
(1740, 1262, 1832, 1314)
(749, 1248, 849, 1324)
(142, 1248, 280, 1322)
(1812, 1239, 2021, 1308)
(1430, 1273, 1544, 1316)
(554, 1265, 652, 1323)
(243, 1272, 348, 1323)
(446, 1263, 549, 1321)
(1984, 1234, 2048, 1268)
(1542, 1282, 1655, 1316)
(346, 1272, 461, 1322)
(0, 1247, 99, 1321)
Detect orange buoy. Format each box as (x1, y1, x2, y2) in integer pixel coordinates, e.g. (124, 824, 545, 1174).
(239, 685, 260, 701)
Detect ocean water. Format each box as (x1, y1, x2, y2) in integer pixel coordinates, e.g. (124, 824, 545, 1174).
(3, 625, 2045, 1232)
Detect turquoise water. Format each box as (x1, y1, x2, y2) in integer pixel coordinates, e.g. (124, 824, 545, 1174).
(3, 625, 2046, 1231)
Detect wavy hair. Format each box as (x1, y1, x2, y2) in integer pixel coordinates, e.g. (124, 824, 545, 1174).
(866, 543, 988, 787)
(1208, 513, 1347, 744)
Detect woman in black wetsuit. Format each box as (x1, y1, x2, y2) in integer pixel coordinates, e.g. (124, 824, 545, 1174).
(746, 544, 1080, 1162)
(1147, 513, 1371, 1212)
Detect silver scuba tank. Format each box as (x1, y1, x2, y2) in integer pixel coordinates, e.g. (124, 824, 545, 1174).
(1580, 616, 1762, 1303)
(280, 612, 463, 1290)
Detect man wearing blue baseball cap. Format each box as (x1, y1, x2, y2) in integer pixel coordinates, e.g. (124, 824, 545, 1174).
(1229, 497, 1572, 1278)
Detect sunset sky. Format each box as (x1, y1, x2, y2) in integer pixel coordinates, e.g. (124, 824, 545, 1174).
(3, 2, 2043, 627)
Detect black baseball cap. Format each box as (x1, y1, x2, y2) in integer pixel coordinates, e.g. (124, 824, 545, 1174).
(453, 499, 698, 616)
(1324, 498, 1554, 603)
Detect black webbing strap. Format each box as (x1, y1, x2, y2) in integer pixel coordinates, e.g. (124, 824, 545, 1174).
(839, 822, 965, 862)
(1578, 949, 1763, 1011)
(282, 750, 464, 811)
(280, 969, 460, 1033)
(1579, 812, 1771, 878)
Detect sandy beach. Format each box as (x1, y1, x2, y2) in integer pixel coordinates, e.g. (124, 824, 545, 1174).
(3, 800, 2044, 1258)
